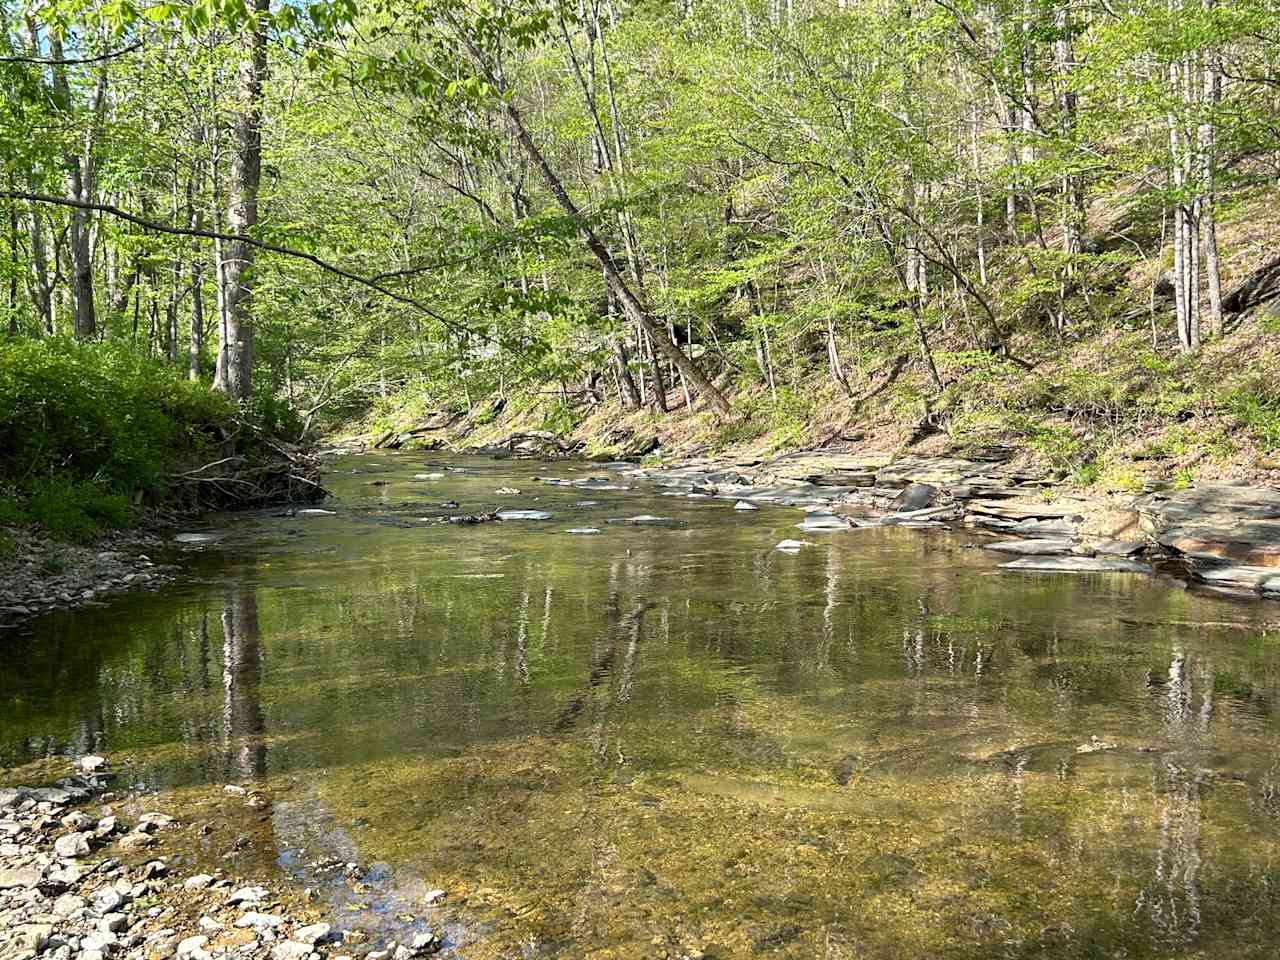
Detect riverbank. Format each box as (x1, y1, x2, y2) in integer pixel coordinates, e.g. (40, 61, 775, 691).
(0, 757, 445, 960)
(0, 528, 182, 630)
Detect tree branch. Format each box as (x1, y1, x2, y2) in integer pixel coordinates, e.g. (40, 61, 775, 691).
(0, 41, 143, 65)
(3, 189, 490, 340)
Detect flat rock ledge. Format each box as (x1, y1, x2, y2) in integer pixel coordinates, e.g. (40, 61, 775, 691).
(0, 759, 445, 960)
(605, 451, 1280, 600)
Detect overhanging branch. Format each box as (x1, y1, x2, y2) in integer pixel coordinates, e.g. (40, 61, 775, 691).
(4, 190, 489, 340)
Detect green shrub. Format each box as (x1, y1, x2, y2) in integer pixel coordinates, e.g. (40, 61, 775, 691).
(0, 338, 236, 540)
(1225, 380, 1280, 452)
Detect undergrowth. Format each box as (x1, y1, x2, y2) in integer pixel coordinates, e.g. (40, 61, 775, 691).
(0, 338, 241, 541)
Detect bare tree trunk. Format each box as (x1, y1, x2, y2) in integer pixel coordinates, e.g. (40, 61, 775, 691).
(5, 175, 17, 335)
(50, 40, 104, 340)
(216, 0, 268, 402)
(492, 90, 730, 414)
(1199, 4, 1223, 337)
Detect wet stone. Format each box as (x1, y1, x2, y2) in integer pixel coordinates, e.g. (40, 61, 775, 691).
(983, 538, 1075, 556)
(1001, 556, 1152, 574)
(495, 509, 553, 521)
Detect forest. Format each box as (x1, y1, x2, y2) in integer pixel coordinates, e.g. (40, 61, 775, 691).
(2, 0, 1280, 538)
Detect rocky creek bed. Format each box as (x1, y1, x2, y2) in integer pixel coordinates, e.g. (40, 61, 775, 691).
(0, 758, 447, 960)
(0, 530, 180, 629)
(8, 446, 1279, 636)
(580, 450, 1280, 601)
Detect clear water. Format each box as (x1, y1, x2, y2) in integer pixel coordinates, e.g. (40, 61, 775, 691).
(5, 454, 1280, 958)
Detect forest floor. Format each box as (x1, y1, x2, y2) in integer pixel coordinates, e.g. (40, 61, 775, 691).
(360, 177, 1280, 494)
(377, 308, 1280, 496)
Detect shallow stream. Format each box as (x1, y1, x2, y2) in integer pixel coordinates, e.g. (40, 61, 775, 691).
(5, 454, 1280, 958)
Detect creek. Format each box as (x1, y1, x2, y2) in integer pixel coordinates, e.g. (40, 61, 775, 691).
(4, 453, 1280, 958)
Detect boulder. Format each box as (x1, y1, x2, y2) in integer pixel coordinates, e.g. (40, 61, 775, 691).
(890, 483, 938, 511)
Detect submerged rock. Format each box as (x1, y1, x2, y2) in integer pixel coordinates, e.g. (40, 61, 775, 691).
(983, 538, 1075, 556)
(796, 513, 852, 531)
(564, 528, 601, 535)
(775, 539, 813, 552)
(496, 509, 553, 521)
(733, 501, 759, 511)
(1001, 556, 1152, 574)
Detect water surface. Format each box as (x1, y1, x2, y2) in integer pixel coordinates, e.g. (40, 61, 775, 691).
(5, 454, 1280, 958)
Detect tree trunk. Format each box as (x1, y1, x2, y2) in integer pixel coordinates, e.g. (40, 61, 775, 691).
(216, 0, 268, 402)
(451, 23, 730, 415)
(50, 41, 104, 340)
(5, 175, 17, 335)
(1199, 2, 1223, 337)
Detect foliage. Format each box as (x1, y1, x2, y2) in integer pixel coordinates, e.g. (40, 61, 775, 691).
(0, 338, 234, 539)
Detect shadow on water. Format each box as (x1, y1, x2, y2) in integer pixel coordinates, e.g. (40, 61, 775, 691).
(4, 453, 1280, 956)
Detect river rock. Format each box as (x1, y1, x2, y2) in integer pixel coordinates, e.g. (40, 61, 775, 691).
(10, 924, 54, 953)
(91, 887, 127, 914)
(495, 509, 553, 521)
(183, 875, 215, 891)
(53, 893, 87, 917)
(1001, 556, 1152, 574)
(0, 866, 41, 889)
(117, 832, 153, 852)
(983, 538, 1075, 556)
(293, 923, 332, 946)
(62, 810, 93, 831)
(564, 528, 600, 534)
(53, 831, 90, 858)
(82, 932, 119, 954)
(796, 513, 852, 531)
(100, 912, 131, 933)
(1091, 539, 1146, 557)
(176, 936, 210, 960)
(226, 886, 269, 906)
(235, 913, 284, 931)
(775, 539, 812, 552)
(270, 941, 313, 960)
(409, 932, 441, 954)
(733, 501, 759, 511)
(1190, 564, 1280, 595)
(890, 483, 938, 511)
(1136, 484, 1280, 566)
